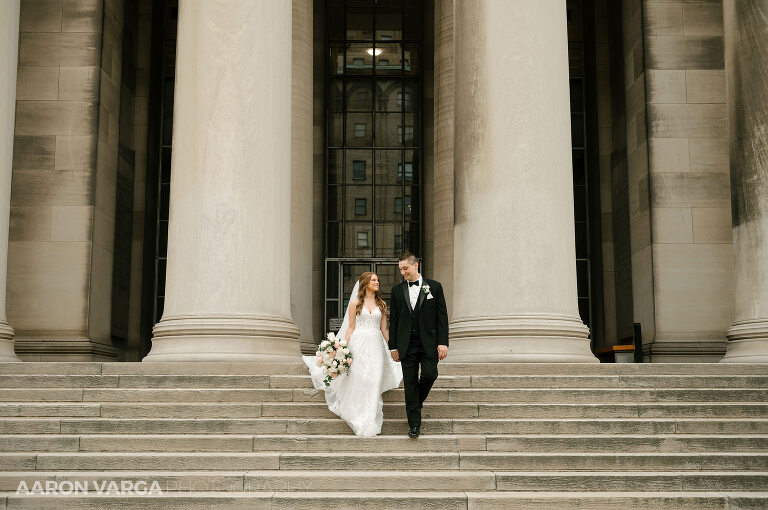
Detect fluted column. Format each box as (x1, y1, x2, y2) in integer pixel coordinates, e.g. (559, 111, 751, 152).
(721, 0, 768, 362)
(291, 0, 315, 354)
(144, 0, 300, 361)
(450, 0, 596, 362)
(0, 0, 20, 362)
(433, 0, 455, 319)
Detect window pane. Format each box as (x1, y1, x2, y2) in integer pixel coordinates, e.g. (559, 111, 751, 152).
(346, 43, 373, 74)
(403, 5, 421, 40)
(327, 222, 341, 257)
(403, 43, 419, 74)
(403, 80, 418, 111)
(346, 80, 372, 111)
(326, 260, 339, 299)
(376, 79, 402, 112)
(376, 6, 402, 40)
(346, 113, 372, 146)
(327, 185, 343, 221)
(328, 149, 343, 184)
(373, 262, 400, 300)
(328, 79, 344, 112)
(574, 185, 587, 222)
(374, 112, 401, 147)
(345, 223, 373, 257)
(376, 43, 403, 73)
(575, 221, 588, 259)
(345, 186, 372, 221)
(405, 222, 420, 253)
(346, 149, 372, 184)
(404, 150, 420, 183)
(347, 3, 373, 40)
(355, 197, 367, 216)
(403, 112, 418, 145)
(328, 0, 345, 40)
(375, 149, 402, 185)
(375, 222, 403, 257)
(572, 149, 585, 186)
(375, 185, 402, 221)
(329, 43, 345, 75)
(571, 112, 584, 148)
(328, 113, 343, 146)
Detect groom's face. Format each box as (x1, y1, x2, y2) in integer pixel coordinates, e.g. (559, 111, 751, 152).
(398, 260, 419, 281)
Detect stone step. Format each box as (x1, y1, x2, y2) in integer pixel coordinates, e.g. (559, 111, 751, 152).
(1, 417, 766, 436)
(3, 362, 768, 376)
(2, 470, 767, 493)
(2, 434, 767, 453)
(1, 491, 766, 510)
(3, 374, 768, 389)
(4, 387, 767, 403)
(7, 451, 768, 472)
(2, 401, 766, 420)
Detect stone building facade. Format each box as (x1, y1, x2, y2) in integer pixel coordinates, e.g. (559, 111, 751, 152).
(0, 0, 766, 364)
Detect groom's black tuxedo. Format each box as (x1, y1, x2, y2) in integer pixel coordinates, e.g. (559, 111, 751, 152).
(388, 277, 449, 429)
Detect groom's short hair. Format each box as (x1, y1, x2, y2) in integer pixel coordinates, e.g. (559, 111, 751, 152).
(399, 252, 418, 265)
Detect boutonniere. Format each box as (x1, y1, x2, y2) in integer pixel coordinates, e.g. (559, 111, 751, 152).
(422, 284, 431, 295)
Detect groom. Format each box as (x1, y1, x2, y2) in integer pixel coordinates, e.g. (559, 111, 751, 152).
(389, 252, 449, 438)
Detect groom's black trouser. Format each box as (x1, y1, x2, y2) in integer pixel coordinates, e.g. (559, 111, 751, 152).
(402, 333, 439, 428)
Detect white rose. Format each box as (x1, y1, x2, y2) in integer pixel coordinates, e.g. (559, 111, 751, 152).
(343, 348, 349, 354)
(320, 340, 329, 348)
(326, 332, 335, 342)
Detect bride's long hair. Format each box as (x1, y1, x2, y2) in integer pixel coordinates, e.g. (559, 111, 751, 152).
(355, 272, 387, 317)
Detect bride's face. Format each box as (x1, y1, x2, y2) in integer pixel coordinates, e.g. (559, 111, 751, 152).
(367, 274, 380, 293)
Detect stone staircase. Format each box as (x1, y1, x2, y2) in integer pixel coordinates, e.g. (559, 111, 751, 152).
(0, 361, 767, 509)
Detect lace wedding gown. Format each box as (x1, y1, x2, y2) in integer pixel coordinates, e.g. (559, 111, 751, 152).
(302, 306, 403, 437)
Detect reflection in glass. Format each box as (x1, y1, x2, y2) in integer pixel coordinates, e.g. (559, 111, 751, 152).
(375, 150, 402, 185)
(346, 4, 373, 40)
(376, 80, 402, 111)
(375, 113, 401, 147)
(376, 43, 403, 72)
(376, 7, 402, 40)
(346, 80, 372, 111)
(346, 113, 372, 146)
(346, 43, 373, 74)
(327, 149, 343, 184)
(346, 149, 372, 184)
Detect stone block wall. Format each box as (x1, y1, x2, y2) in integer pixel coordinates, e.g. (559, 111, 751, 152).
(9, 0, 125, 360)
(642, 0, 732, 361)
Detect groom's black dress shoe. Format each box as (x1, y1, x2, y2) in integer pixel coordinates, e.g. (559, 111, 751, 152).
(408, 426, 420, 438)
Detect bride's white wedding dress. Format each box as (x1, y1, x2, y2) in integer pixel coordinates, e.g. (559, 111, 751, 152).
(302, 306, 403, 437)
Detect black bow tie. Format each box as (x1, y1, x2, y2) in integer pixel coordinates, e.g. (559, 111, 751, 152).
(408, 281, 420, 287)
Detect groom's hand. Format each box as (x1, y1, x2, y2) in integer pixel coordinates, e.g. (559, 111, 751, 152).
(391, 350, 399, 362)
(437, 345, 448, 361)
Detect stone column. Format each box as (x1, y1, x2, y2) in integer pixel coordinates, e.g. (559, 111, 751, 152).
(450, 0, 596, 362)
(0, 0, 20, 362)
(433, 0, 455, 318)
(291, 0, 315, 354)
(143, 0, 301, 361)
(721, 0, 768, 363)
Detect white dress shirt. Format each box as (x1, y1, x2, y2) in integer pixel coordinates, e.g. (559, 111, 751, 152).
(407, 275, 423, 310)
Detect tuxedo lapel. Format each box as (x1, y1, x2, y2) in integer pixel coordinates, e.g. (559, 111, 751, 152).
(402, 282, 413, 313)
(415, 280, 427, 312)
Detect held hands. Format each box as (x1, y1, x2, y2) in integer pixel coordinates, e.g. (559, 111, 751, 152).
(437, 345, 448, 361)
(390, 349, 399, 362)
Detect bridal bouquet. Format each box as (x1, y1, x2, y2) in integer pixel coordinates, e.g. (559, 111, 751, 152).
(314, 332, 353, 387)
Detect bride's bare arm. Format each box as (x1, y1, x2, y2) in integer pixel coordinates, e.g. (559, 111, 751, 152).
(345, 298, 358, 344)
(380, 305, 389, 343)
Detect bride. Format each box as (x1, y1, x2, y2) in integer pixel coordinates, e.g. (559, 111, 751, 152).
(302, 272, 403, 437)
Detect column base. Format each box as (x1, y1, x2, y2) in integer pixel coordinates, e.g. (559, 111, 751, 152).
(721, 319, 768, 363)
(0, 320, 20, 362)
(144, 314, 302, 362)
(449, 313, 598, 362)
